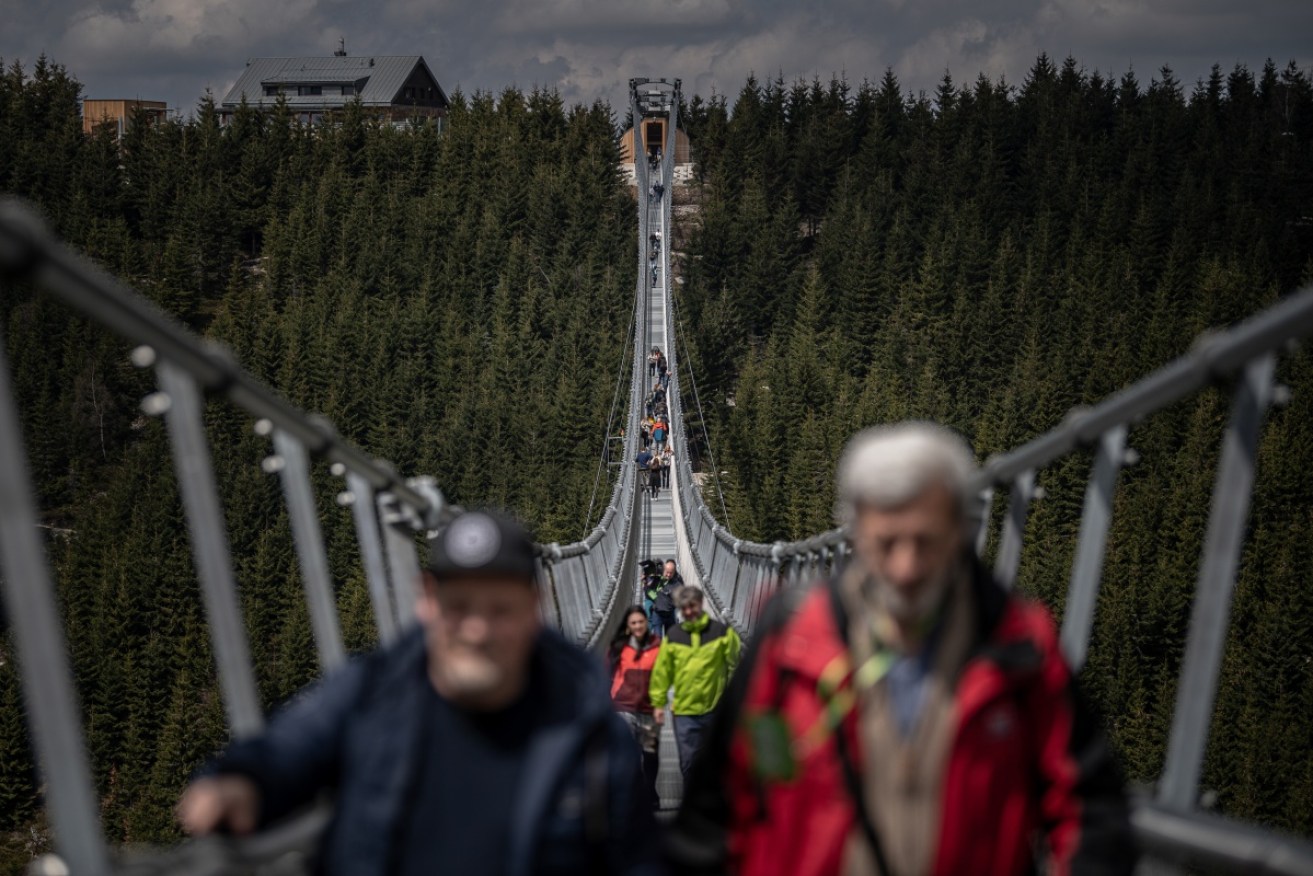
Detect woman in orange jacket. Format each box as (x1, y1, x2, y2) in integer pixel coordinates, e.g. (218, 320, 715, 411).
(609, 605, 663, 809)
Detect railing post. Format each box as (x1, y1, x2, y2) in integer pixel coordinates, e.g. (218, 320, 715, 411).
(345, 471, 399, 646)
(272, 429, 345, 672)
(728, 541, 742, 613)
(707, 529, 721, 581)
(536, 556, 560, 628)
(378, 493, 421, 629)
(1159, 354, 1276, 810)
(1061, 425, 1128, 671)
(834, 542, 850, 577)
(552, 559, 575, 641)
(993, 471, 1036, 589)
(0, 329, 110, 875)
(573, 559, 591, 640)
(156, 361, 263, 738)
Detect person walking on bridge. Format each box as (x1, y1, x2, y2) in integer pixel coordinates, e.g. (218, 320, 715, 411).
(652, 414, 668, 454)
(609, 606, 663, 808)
(641, 560, 666, 638)
(668, 423, 1135, 876)
(178, 511, 662, 876)
(649, 585, 741, 777)
(650, 559, 682, 636)
(648, 452, 664, 498)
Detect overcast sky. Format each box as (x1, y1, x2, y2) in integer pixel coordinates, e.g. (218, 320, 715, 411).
(2, 0, 1311, 119)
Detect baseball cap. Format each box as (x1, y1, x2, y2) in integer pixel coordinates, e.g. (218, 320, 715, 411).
(426, 511, 538, 583)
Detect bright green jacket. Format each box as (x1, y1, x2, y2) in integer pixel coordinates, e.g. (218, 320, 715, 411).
(649, 612, 741, 716)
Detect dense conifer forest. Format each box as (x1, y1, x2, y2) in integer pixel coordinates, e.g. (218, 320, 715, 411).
(673, 57, 1313, 834)
(0, 57, 633, 863)
(0, 48, 1312, 867)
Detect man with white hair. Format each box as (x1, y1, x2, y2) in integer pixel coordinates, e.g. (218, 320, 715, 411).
(669, 423, 1135, 876)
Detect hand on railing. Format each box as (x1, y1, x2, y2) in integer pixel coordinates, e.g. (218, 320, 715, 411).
(70, 805, 332, 876)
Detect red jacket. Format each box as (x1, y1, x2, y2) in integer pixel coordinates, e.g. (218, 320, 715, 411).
(669, 565, 1135, 876)
(610, 633, 662, 714)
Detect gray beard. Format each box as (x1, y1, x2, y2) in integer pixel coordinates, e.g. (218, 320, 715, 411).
(872, 560, 958, 625)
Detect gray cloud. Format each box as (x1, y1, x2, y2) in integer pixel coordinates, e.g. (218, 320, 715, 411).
(0, 0, 1309, 118)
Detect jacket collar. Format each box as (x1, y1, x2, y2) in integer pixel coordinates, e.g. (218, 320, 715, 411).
(681, 612, 711, 633)
(610, 632, 660, 669)
(954, 559, 1045, 719)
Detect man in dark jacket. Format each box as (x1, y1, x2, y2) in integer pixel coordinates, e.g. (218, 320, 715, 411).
(650, 559, 683, 638)
(668, 423, 1136, 876)
(179, 511, 662, 876)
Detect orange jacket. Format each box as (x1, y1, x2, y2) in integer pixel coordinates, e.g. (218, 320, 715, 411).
(610, 634, 662, 714)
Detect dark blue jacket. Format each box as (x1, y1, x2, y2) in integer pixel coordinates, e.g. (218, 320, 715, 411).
(212, 628, 664, 876)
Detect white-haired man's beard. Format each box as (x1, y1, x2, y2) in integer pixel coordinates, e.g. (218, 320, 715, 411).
(873, 560, 958, 625)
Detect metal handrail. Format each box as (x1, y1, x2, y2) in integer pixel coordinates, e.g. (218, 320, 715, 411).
(0, 199, 441, 518)
(111, 805, 332, 876)
(1131, 797, 1313, 876)
(672, 285, 1313, 572)
(976, 293, 1313, 488)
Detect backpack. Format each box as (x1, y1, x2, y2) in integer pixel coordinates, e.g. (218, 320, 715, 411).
(653, 580, 676, 615)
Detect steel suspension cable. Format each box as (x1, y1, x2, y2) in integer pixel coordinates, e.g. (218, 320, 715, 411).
(584, 292, 638, 531)
(670, 279, 732, 528)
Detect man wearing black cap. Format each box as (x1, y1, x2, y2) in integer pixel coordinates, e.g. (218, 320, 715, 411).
(178, 511, 664, 876)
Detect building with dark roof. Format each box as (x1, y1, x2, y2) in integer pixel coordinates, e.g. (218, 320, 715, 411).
(220, 54, 448, 127)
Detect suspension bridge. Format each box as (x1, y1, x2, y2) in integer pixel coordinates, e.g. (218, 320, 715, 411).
(0, 77, 1312, 874)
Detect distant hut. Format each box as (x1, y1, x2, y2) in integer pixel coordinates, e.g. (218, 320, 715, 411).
(619, 118, 691, 165)
(620, 79, 692, 186)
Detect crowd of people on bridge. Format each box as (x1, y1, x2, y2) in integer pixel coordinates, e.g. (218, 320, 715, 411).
(634, 441, 672, 498)
(178, 422, 1138, 875)
(632, 346, 673, 497)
